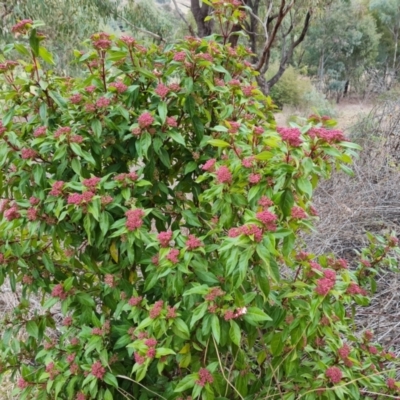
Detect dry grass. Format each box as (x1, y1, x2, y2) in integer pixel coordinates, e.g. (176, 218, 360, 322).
(305, 97, 400, 357)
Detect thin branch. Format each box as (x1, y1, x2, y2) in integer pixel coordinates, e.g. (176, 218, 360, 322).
(212, 337, 245, 400)
(118, 14, 165, 42)
(253, 0, 295, 71)
(117, 375, 167, 400)
(171, 0, 197, 37)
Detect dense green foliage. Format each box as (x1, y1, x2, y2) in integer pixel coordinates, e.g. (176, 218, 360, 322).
(0, 14, 400, 400)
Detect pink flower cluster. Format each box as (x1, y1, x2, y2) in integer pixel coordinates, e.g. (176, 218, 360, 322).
(83, 177, 101, 191)
(308, 128, 345, 143)
(17, 377, 29, 389)
(91, 360, 106, 380)
(166, 305, 177, 319)
(338, 344, 351, 359)
(4, 204, 20, 221)
(11, 19, 33, 33)
(125, 209, 145, 231)
(253, 126, 264, 135)
(70, 94, 82, 104)
(45, 362, 59, 380)
(109, 81, 128, 93)
(258, 196, 273, 208)
(242, 156, 254, 168)
(70, 135, 83, 143)
(173, 51, 186, 61)
(196, 368, 214, 387)
(216, 166, 232, 184)
(196, 53, 213, 62)
(149, 300, 164, 319)
(0, 121, 6, 136)
(228, 224, 263, 242)
(249, 173, 261, 184)
(67, 191, 94, 205)
(387, 378, 397, 390)
(138, 112, 154, 128)
(315, 269, 336, 296)
(166, 117, 178, 127)
(128, 296, 143, 306)
(186, 235, 202, 250)
(33, 126, 46, 137)
(54, 126, 71, 139)
(120, 35, 135, 46)
(205, 287, 225, 301)
(242, 85, 255, 96)
(346, 282, 367, 296)
(104, 274, 115, 287)
(114, 171, 138, 186)
(27, 207, 38, 221)
(157, 231, 173, 247)
(96, 97, 110, 108)
(21, 148, 37, 159)
(202, 158, 216, 172)
(51, 283, 68, 300)
(166, 248, 179, 264)
(291, 206, 307, 219)
(63, 316, 73, 327)
(325, 366, 342, 384)
(224, 307, 247, 321)
(256, 210, 277, 231)
(49, 181, 64, 196)
(277, 127, 302, 147)
(227, 121, 240, 134)
(85, 85, 96, 93)
(155, 83, 169, 98)
(0, 60, 18, 73)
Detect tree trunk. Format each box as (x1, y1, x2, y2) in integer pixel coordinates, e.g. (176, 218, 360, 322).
(190, 0, 213, 37)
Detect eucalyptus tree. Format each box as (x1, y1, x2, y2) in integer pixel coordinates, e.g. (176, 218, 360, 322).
(302, 0, 380, 98)
(187, 0, 333, 93)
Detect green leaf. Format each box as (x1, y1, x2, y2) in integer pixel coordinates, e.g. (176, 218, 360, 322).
(184, 161, 198, 175)
(244, 307, 272, 325)
(39, 46, 55, 65)
(280, 189, 294, 217)
(14, 43, 30, 56)
(91, 119, 102, 138)
(29, 29, 40, 56)
(338, 141, 362, 150)
(103, 372, 118, 388)
(211, 314, 221, 344)
(172, 318, 190, 340)
(207, 139, 230, 148)
(158, 101, 167, 124)
(255, 151, 273, 161)
(169, 130, 186, 146)
(190, 302, 208, 328)
(156, 348, 176, 357)
(174, 374, 197, 392)
(49, 90, 67, 109)
(296, 177, 312, 198)
(26, 320, 39, 339)
(184, 95, 195, 117)
(2, 107, 14, 126)
(229, 321, 241, 346)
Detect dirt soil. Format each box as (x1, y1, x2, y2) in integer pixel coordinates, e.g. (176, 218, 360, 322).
(275, 98, 375, 131)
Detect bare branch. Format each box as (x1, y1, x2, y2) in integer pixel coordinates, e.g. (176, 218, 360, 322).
(252, 0, 295, 72)
(118, 14, 165, 42)
(171, 0, 197, 37)
(267, 9, 312, 89)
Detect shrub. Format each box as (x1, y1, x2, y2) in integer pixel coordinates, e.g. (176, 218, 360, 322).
(0, 16, 400, 400)
(267, 65, 312, 108)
